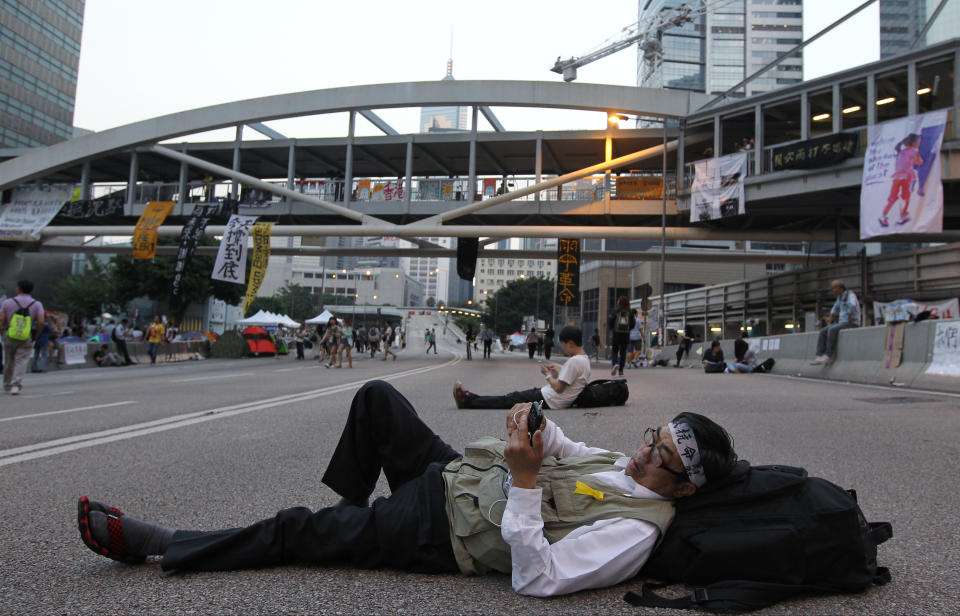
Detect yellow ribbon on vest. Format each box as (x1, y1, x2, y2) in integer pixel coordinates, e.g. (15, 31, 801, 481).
(574, 480, 605, 501)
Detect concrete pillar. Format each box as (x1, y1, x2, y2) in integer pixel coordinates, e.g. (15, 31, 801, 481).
(867, 73, 877, 126)
(907, 61, 918, 117)
(713, 115, 721, 156)
(831, 83, 841, 134)
(469, 107, 478, 202)
(800, 91, 809, 140)
(404, 136, 413, 212)
(232, 125, 242, 198)
(177, 160, 187, 211)
(753, 103, 762, 175)
(286, 143, 296, 207)
(80, 160, 91, 200)
(535, 131, 543, 207)
(126, 151, 138, 212)
(676, 120, 685, 194)
(345, 111, 355, 207)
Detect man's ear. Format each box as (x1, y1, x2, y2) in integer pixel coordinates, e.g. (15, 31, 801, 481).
(672, 482, 697, 499)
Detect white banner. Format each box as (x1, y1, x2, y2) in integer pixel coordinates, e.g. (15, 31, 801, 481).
(873, 298, 959, 324)
(63, 342, 87, 365)
(926, 320, 960, 377)
(211, 214, 258, 284)
(690, 152, 747, 222)
(0, 186, 73, 241)
(860, 110, 947, 239)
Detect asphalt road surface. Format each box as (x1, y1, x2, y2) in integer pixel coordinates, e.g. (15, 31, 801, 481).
(3, 323, 958, 615)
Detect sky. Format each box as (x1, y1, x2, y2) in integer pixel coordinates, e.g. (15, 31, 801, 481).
(73, 0, 880, 140)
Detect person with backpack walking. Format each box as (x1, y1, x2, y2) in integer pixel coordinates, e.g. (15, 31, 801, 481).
(607, 296, 635, 376)
(425, 328, 437, 354)
(480, 327, 494, 359)
(381, 322, 397, 361)
(0, 279, 45, 395)
(78, 379, 738, 597)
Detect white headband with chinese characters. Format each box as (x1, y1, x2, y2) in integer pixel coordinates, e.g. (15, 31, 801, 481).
(668, 421, 707, 488)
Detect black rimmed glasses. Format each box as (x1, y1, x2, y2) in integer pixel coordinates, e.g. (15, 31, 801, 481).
(643, 427, 690, 483)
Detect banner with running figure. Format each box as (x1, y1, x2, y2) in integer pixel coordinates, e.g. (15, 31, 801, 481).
(243, 221, 275, 316)
(132, 201, 174, 259)
(171, 203, 220, 300)
(690, 152, 747, 223)
(211, 214, 258, 284)
(860, 109, 947, 239)
(0, 185, 74, 241)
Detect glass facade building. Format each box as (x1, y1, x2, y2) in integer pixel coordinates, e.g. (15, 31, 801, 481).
(638, 0, 802, 97)
(0, 0, 84, 148)
(880, 0, 960, 60)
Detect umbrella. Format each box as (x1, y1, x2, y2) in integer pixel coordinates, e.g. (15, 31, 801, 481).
(87, 333, 111, 343)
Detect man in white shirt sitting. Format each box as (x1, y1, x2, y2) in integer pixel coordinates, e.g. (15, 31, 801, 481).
(78, 379, 737, 597)
(452, 326, 590, 410)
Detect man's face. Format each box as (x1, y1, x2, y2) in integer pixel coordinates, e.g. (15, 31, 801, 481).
(831, 282, 843, 296)
(625, 425, 696, 499)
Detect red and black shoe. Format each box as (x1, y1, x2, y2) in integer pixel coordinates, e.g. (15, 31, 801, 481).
(77, 496, 145, 564)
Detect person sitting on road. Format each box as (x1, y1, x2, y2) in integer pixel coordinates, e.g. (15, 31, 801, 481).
(453, 326, 590, 410)
(810, 279, 860, 366)
(92, 344, 124, 367)
(77, 379, 738, 597)
(702, 340, 726, 374)
(724, 337, 775, 374)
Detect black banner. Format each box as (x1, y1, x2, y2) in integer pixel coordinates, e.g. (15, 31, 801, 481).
(53, 195, 126, 224)
(171, 204, 220, 299)
(555, 238, 581, 307)
(772, 132, 859, 171)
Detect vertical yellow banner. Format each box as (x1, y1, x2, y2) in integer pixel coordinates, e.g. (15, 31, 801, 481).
(132, 201, 175, 259)
(243, 221, 275, 316)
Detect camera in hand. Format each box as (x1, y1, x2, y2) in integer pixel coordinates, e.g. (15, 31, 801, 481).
(527, 401, 543, 445)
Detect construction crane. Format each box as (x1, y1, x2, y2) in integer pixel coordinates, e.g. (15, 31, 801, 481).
(550, 0, 731, 84)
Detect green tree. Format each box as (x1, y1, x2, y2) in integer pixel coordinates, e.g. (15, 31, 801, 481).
(483, 276, 553, 334)
(425, 296, 435, 307)
(51, 255, 119, 321)
(111, 236, 244, 324)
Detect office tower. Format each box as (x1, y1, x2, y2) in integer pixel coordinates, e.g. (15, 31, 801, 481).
(0, 0, 84, 147)
(419, 59, 469, 132)
(880, 1, 960, 59)
(638, 0, 803, 97)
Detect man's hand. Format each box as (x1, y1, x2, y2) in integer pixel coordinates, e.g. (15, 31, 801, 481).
(506, 403, 545, 435)
(539, 363, 558, 378)
(504, 408, 543, 489)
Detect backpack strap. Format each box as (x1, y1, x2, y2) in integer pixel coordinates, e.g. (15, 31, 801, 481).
(625, 580, 832, 612)
(870, 521, 893, 546)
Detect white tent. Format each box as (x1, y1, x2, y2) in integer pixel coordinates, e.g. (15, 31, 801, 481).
(305, 309, 334, 325)
(236, 309, 279, 327)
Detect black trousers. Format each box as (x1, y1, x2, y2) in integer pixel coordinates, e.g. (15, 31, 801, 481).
(611, 334, 629, 371)
(115, 340, 132, 364)
(161, 380, 461, 573)
(483, 340, 492, 358)
(462, 386, 546, 409)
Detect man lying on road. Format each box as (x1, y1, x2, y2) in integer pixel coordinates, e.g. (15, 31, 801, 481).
(78, 379, 737, 596)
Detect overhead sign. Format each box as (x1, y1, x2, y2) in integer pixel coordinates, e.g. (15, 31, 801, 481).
(860, 109, 947, 239)
(771, 132, 858, 171)
(555, 238, 581, 307)
(0, 186, 73, 241)
(690, 152, 747, 222)
(616, 176, 663, 199)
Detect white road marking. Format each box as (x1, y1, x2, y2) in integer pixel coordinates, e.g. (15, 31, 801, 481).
(273, 366, 316, 372)
(0, 400, 135, 423)
(170, 371, 257, 383)
(0, 358, 460, 467)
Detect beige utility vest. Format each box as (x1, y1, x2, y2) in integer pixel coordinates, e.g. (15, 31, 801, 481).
(441, 437, 675, 575)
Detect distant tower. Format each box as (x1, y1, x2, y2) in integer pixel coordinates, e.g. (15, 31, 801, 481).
(419, 31, 469, 132)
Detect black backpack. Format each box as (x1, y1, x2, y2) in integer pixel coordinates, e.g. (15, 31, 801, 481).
(627, 462, 892, 612)
(574, 379, 629, 407)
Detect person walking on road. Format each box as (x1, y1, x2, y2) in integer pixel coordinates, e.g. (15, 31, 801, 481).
(145, 316, 165, 365)
(337, 317, 354, 369)
(526, 328, 539, 360)
(0, 279, 44, 395)
(367, 324, 381, 358)
(607, 296, 635, 376)
(480, 326, 494, 359)
(425, 328, 437, 354)
(381, 322, 397, 361)
(31, 321, 52, 373)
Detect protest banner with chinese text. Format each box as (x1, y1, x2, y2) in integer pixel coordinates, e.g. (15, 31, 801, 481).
(772, 132, 858, 171)
(0, 186, 73, 241)
(243, 222, 275, 315)
(172, 204, 221, 300)
(132, 201, 174, 259)
(211, 214, 258, 284)
(555, 238, 581, 307)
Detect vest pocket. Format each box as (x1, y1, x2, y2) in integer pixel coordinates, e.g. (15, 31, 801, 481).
(448, 465, 510, 537)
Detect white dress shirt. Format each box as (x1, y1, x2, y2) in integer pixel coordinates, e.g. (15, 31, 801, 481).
(500, 420, 668, 596)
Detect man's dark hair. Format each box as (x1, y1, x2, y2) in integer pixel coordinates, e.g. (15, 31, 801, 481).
(711, 340, 721, 348)
(100, 344, 109, 350)
(17, 279, 34, 294)
(558, 325, 582, 346)
(671, 411, 738, 484)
